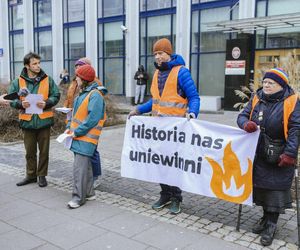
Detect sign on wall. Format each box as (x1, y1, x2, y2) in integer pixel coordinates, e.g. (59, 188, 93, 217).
(225, 60, 246, 75)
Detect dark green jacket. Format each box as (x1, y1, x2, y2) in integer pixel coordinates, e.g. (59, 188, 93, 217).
(9, 68, 60, 130)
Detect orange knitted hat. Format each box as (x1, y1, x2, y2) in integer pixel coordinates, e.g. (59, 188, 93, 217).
(153, 38, 173, 55)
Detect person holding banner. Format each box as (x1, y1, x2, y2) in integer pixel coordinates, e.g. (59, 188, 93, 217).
(237, 68, 300, 246)
(65, 64, 106, 209)
(129, 38, 200, 214)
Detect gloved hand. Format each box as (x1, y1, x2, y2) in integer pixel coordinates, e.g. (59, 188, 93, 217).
(128, 108, 140, 119)
(186, 113, 196, 121)
(243, 121, 258, 133)
(278, 154, 296, 167)
(18, 87, 30, 97)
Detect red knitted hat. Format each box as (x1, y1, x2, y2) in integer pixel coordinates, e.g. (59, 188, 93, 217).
(75, 65, 95, 82)
(153, 38, 173, 55)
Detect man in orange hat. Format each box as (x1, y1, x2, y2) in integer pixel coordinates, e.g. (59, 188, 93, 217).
(129, 38, 200, 214)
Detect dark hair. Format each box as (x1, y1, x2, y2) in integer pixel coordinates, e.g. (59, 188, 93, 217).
(23, 52, 41, 66)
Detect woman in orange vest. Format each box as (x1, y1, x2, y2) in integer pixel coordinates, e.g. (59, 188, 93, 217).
(65, 64, 106, 209)
(237, 68, 300, 246)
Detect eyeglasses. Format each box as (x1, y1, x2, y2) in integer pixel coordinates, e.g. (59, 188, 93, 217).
(262, 80, 277, 86)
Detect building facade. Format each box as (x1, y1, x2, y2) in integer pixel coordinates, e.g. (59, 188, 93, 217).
(0, 0, 299, 109)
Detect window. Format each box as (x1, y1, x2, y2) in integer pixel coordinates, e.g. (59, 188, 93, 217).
(266, 0, 300, 48)
(63, 0, 85, 75)
(98, 0, 125, 94)
(8, 0, 24, 79)
(102, 0, 124, 17)
(190, 1, 236, 96)
(139, 1, 176, 91)
(140, 0, 173, 11)
(33, 0, 53, 76)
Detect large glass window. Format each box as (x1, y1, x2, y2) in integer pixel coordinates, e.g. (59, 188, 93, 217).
(190, 1, 236, 96)
(33, 0, 53, 76)
(256, 0, 300, 49)
(8, 0, 24, 79)
(200, 7, 230, 52)
(199, 53, 226, 95)
(63, 0, 85, 76)
(102, 0, 124, 17)
(98, 0, 125, 94)
(63, 0, 84, 23)
(140, 1, 176, 91)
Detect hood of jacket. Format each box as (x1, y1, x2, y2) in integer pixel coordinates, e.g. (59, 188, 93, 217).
(82, 82, 108, 96)
(154, 54, 186, 71)
(138, 65, 145, 72)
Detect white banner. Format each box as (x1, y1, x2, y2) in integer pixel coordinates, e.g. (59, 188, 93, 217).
(121, 116, 260, 206)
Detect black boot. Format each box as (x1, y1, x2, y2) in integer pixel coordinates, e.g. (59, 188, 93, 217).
(16, 177, 37, 186)
(38, 176, 47, 187)
(260, 221, 276, 246)
(252, 215, 267, 234)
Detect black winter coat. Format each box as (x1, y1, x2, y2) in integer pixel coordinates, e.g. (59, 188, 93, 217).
(134, 66, 149, 85)
(237, 87, 300, 190)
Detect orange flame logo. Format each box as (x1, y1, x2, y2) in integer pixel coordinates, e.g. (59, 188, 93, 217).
(205, 142, 252, 204)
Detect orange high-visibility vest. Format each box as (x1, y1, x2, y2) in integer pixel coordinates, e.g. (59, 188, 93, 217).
(70, 89, 106, 145)
(150, 66, 188, 117)
(250, 93, 298, 140)
(18, 77, 54, 121)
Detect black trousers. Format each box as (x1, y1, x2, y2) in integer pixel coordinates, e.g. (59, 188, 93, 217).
(160, 184, 182, 202)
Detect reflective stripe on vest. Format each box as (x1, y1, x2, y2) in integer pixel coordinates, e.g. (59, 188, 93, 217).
(250, 93, 298, 140)
(70, 89, 106, 145)
(150, 66, 188, 117)
(18, 77, 53, 121)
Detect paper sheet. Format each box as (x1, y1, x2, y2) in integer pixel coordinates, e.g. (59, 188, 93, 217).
(25, 94, 43, 114)
(55, 107, 72, 114)
(56, 133, 73, 149)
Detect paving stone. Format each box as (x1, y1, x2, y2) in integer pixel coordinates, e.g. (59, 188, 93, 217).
(285, 243, 298, 250)
(209, 231, 223, 238)
(248, 242, 264, 250)
(235, 240, 250, 247)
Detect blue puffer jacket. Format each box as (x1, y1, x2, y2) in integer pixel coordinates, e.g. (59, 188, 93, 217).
(237, 86, 300, 190)
(67, 83, 107, 157)
(137, 54, 200, 116)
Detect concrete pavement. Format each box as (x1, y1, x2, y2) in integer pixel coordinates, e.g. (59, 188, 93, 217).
(0, 111, 298, 249)
(0, 172, 246, 250)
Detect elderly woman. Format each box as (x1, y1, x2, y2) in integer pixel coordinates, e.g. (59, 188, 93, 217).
(237, 68, 300, 246)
